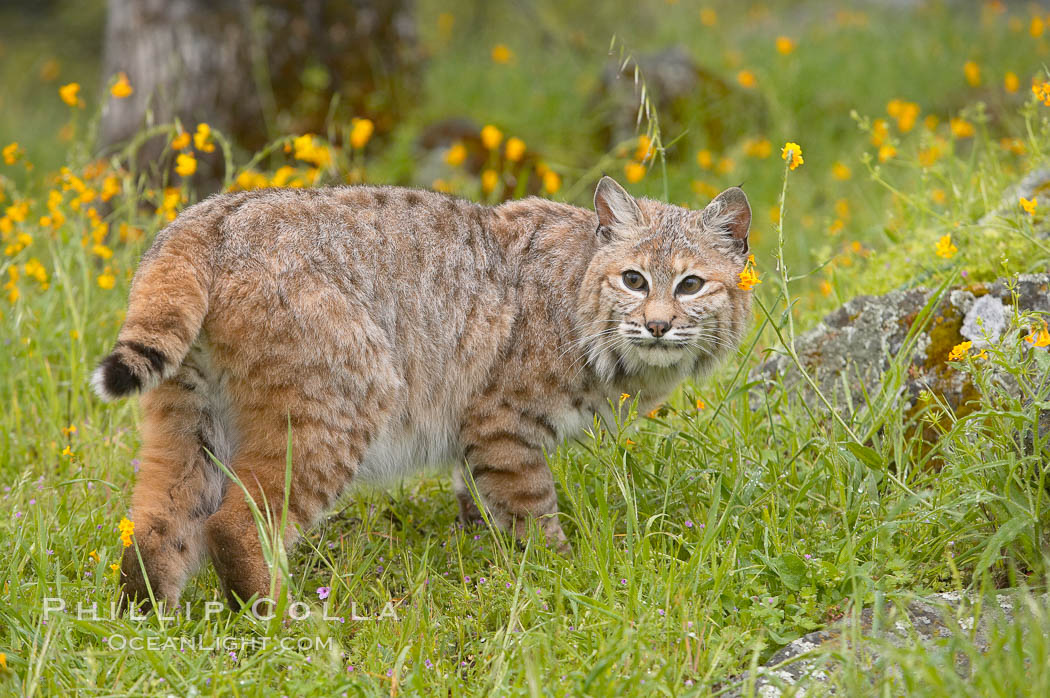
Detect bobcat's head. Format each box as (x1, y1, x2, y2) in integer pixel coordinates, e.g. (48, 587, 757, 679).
(579, 176, 753, 379)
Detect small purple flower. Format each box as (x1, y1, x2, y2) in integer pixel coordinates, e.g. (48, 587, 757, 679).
(684, 520, 693, 528)
(657, 609, 665, 616)
(317, 586, 331, 601)
(464, 576, 471, 583)
(479, 577, 486, 584)
(620, 578, 627, 585)
(28, 498, 35, 505)
(505, 582, 512, 589)
(425, 659, 433, 668)
(804, 554, 812, 559)
(386, 669, 393, 678)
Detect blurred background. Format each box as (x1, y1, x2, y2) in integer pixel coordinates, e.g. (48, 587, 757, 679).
(0, 0, 1047, 310)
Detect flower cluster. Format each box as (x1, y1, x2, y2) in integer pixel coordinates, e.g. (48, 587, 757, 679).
(737, 254, 761, 291)
(781, 142, 804, 170)
(935, 233, 957, 259)
(119, 517, 135, 547)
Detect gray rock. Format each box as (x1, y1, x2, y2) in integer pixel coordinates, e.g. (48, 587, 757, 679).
(752, 274, 1050, 418)
(724, 590, 1049, 697)
(960, 294, 1007, 347)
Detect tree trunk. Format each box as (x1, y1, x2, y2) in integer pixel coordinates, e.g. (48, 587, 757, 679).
(99, 0, 418, 185)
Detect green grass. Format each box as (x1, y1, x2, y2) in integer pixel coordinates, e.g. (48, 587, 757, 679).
(2, 1, 1050, 695)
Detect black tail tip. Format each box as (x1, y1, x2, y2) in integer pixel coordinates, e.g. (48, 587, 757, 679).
(91, 352, 141, 401)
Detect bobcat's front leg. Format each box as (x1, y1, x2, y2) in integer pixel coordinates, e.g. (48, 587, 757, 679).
(460, 421, 570, 553)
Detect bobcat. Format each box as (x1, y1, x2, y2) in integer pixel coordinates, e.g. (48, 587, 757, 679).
(92, 175, 753, 609)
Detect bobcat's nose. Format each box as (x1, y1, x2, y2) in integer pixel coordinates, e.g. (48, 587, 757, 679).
(645, 320, 670, 338)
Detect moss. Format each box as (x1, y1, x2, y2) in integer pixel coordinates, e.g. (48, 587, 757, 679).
(923, 304, 964, 375)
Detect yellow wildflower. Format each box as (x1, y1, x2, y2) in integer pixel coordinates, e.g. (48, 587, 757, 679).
(931, 189, 947, 205)
(696, 149, 713, 169)
(634, 134, 653, 161)
(1033, 82, 1050, 106)
(870, 118, 890, 146)
(1024, 323, 1050, 348)
(2, 142, 20, 165)
(480, 125, 503, 150)
(1000, 137, 1026, 155)
(437, 12, 455, 38)
(292, 134, 331, 168)
(717, 157, 735, 174)
(491, 44, 513, 64)
(1004, 71, 1019, 93)
(919, 142, 944, 167)
(736, 70, 757, 88)
(691, 180, 719, 198)
(234, 169, 268, 190)
(819, 280, 832, 296)
(963, 60, 981, 87)
(624, 161, 646, 183)
(935, 233, 958, 259)
(834, 198, 851, 220)
(948, 341, 972, 361)
(781, 142, 803, 170)
(886, 99, 920, 132)
(743, 138, 772, 158)
(775, 36, 795, 55)
(699, 7, 717, 26)
(100, 175, 121, 202)
(6, 200, 28, 222)
(271, 166, 297, 188)
(97, 268, 116, 290)
(89, 549, 100, 563)
(91, 243, 113, 260)
(119, 517, 135, 547)
(175, 152, 197, 177)
(110, 563, 120, 573)
(695, 399, 706, 410)
(542, 169, 561, 195)
(59, 82, 81, 107)
(737, 254, 761, 291)
(445, 142, 467, 166)
(481, 168, 499, 194)
(620, 392, 631, 403)
(950, 118, 976, 138)
(504, 136, 526, 162)
(878, 144, 897, 162)
(110, 72, 134, 98)
(350, 118, 374, 149)
(832, 161, 852, 180)
(0, 653, 5, 671)
(1031, 16, 1046, 38)
(1020, 197, 1037, 215)
(171, 129, 191, 151)
(193, 123, 216, 153)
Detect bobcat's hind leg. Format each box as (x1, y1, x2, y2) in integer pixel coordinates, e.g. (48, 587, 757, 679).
(120, 370, 227, 611)
(204, 397, 391, 609)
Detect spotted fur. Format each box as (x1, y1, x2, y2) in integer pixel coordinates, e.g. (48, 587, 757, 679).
(93, 177, 753, 609)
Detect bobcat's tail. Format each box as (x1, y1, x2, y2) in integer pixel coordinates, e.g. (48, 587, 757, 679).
(91, 199, 226, 401)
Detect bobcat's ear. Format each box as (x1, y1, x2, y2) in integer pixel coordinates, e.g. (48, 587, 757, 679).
(594, 176, 646, 241)
(702, 186, 751, 256)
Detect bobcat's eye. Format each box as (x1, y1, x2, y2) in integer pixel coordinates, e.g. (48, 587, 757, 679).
(622, 270, 648, 292)
(676, 275, 705, 295)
